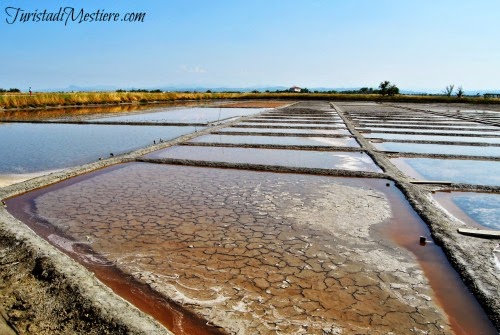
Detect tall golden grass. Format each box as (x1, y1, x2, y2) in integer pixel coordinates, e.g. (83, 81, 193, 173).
(0, 92, 240, 109)
(1, 91, 499, 109)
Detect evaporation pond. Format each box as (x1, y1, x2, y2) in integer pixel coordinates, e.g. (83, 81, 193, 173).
(4, 162, 463, 334)
(145, 146, 380, 172)
(433, 192, 500, 230)
(237, 122, 346, 128)
(93, 107, 267, 123)
(0, 123, 198, 173)
(246, 118, 344, 124)
(218, 127, 351, 135)
(254, 116, 342, 121)
(374, 142, 500, 157)
(391, 158, 500, 186)
(188, 134, 360, 147)
(359, 123, 499, 130)
(359, 128, 500, 135)
(365, 133, 500, 144)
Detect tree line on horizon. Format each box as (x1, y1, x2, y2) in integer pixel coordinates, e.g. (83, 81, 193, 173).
(0, 82, 489, 98)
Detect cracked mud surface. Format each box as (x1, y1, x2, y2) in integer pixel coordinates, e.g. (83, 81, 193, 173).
(22, 163, 454, 335)
(2, 100, 499, 334)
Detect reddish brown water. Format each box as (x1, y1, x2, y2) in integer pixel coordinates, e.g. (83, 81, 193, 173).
(5, 163, 497, 334)
(379, 183, 497, 335)
(5, 166, 226, 335)
(0, 101, 203, 121)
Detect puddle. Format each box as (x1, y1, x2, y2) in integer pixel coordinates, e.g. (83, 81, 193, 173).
(374, 142, 500, 157)
(365, 133, 500, 144)
(5, 163, 496, 334)
(93, 107, 267, 124)
(432, 192, 500, 230)
(144, 146, 380, 172)
(188, 134, 360, 147)
(0, 123, 199, 174)
(218, 127, 351, 135)
(391, 158, 500, 186)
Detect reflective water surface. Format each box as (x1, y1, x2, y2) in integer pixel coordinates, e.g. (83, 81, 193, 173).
(218, 127, 351, 135)
(433, 192, 500, 230)
(188, 134, 360, 147)
(358, 123, 499, 130)
(0, 102, 204, 121)
(391, 158, 500, 186)
(93, 107, 266, 124)
(359, 128, 500, 135)
(237, 122, 346, 128)
(145, 146, 381, 172)
(374, 142, 500, 157)
(365, 133, 500, 144)
(0, 123, 198, 173)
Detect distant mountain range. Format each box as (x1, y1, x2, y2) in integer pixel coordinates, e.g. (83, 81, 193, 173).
(39, 85, 500, 96)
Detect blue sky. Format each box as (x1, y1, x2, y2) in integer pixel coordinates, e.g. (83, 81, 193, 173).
(1, 0, 499, 92)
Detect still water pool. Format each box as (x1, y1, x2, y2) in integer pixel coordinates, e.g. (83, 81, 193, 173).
(0, 123, 198, 173)
(189, 134, 360, 147)
(391, 158, 500, 186)
(374, 142, 500, 157)
(93, 107, 266, 124)
(434, 192, 500, 230)
(365, 133, 500, 145)
(145, 146, 380, 172)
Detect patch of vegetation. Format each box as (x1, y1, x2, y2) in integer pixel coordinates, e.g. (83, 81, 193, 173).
(1, 86, 499, 110)
(0, 88, 21, 93)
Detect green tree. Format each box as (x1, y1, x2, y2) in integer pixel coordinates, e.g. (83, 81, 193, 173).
(379, 81, 390, 95)
(379, 81, 399, 96)
(387, 85, 399, 96)
(456, 86, 464, 98)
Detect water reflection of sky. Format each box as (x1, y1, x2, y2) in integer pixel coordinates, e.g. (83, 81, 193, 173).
(452, 194, 500, 230)
(374, 142, 500, 157)
(146, 146, 381, 172)
(219, 127, 351, 135)
(0, 123, 198, 173)
(359, 127, 500, 135)
(365, 133, 500, 145)
(237, 122, 345, 128)
(391, 158, 500, 186)
(359, 123, 499, 130)
(189, 134, 360, 147)
(93, 107, 266, 123)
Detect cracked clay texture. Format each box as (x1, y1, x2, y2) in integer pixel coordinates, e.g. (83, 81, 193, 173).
(32, 163, 452, 335)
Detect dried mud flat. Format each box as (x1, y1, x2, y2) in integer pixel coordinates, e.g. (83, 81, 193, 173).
(21, 163, 452, 334)
(0, 100, 499, 334)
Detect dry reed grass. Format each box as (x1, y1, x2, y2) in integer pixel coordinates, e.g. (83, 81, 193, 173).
(1, 92, 499, 110)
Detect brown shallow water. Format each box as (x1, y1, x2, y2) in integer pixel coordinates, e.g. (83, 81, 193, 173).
(0, 101, 204, 121)
(5, 162, 497, 334)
